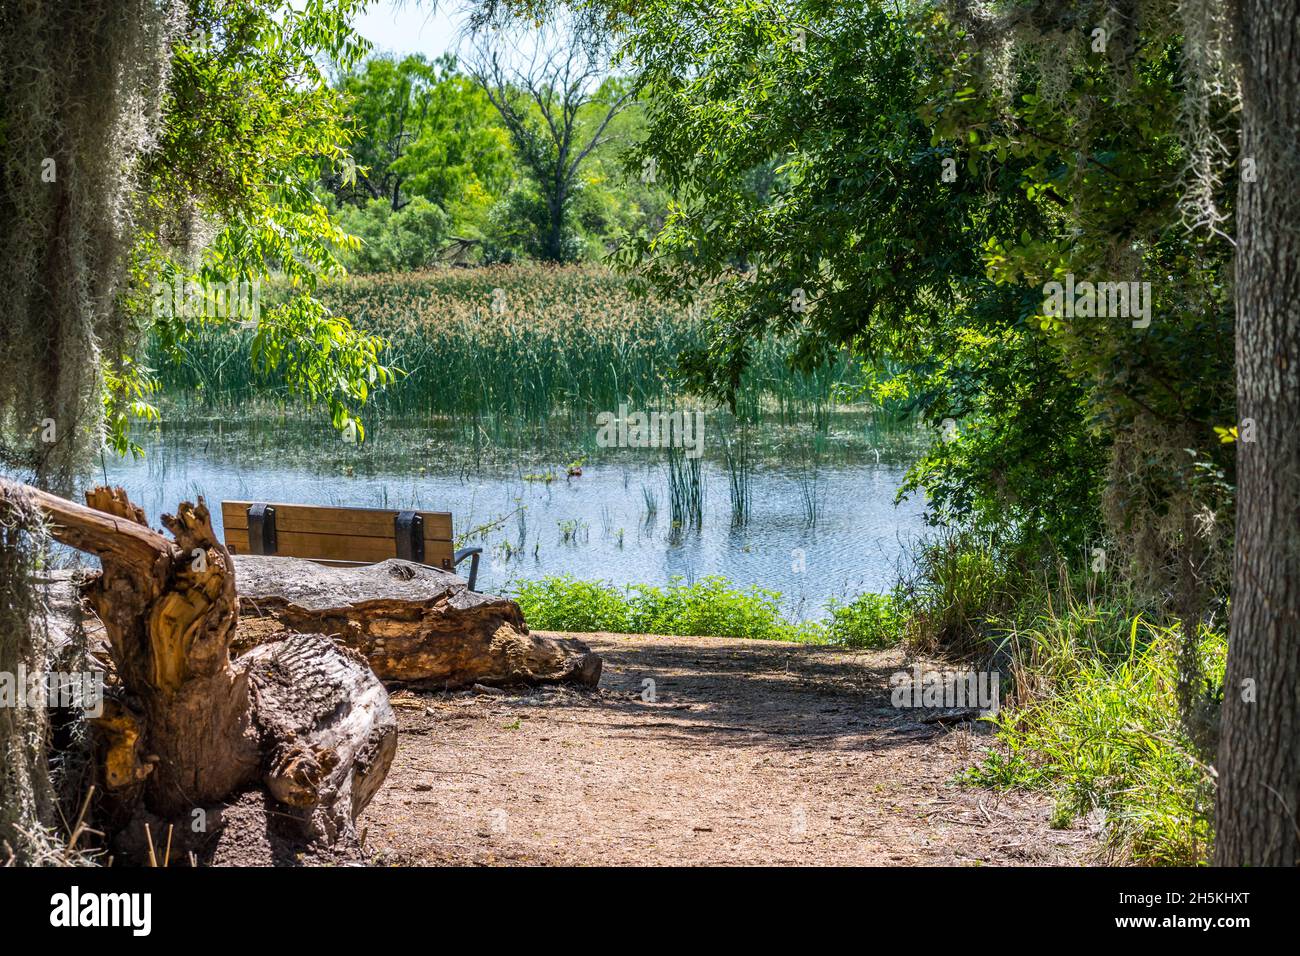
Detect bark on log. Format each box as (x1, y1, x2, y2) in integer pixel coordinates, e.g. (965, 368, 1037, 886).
(234, 556, 602, 689)
(243, 634, 396, 842)
(45, 485, 259, 816)
(1, 482, 396, 860)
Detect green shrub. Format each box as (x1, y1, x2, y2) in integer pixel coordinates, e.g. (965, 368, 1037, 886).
(510, 574, 825, 642)
(511, 575, 631, 632)
(481, 185, 582, 264)
(824, 592, 905, 648)
(627, 576, 819, 642)
(336, 197, 449, 273)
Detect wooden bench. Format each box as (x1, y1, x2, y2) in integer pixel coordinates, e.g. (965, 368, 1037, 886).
(221, 500, 483, 591)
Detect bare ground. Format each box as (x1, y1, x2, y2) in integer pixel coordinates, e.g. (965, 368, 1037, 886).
(363, 632, 1100, 866)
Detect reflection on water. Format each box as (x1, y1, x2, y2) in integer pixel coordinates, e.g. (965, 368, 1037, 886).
(97, 415, 929, 617)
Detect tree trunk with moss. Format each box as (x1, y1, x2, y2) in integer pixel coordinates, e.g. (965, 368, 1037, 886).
(0, 0, 184, 863)
(0, 490, 58, 862)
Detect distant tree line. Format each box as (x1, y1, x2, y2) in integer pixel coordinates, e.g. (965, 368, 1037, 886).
(322, 28, 666, 271)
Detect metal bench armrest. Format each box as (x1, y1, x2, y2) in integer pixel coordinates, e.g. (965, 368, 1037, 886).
(453, 547, 482, 591)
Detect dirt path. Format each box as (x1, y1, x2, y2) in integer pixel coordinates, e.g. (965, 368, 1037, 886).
(364, 633, 1098, 866)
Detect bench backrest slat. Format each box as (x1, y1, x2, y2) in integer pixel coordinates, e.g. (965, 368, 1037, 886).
(221, 500, 455, 571)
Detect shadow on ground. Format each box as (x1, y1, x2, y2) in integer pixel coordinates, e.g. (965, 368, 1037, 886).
(363, 632, 1101, 866)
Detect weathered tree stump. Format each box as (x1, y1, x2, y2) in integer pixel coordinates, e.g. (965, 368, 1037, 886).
(234, 556, 602, 689)
(3, 482, 396, 863)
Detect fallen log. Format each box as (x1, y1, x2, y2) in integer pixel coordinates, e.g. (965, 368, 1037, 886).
(243, 634, 395, 841)
(1, 482, 396, 862)
(234, 556, 602, 689)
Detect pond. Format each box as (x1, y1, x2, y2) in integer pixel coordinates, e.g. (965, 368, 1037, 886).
(98, 413, 930, 619)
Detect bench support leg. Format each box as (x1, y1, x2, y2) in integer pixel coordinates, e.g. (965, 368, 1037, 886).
(454, 547, 482, 591)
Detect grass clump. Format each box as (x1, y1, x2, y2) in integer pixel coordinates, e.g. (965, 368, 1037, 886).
(966, 603, 1223, 865)
(898, 532, 1223, 865)
(896, 534, 1017, 655)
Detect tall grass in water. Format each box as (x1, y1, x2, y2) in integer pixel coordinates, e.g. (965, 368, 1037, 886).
(640, 484, 659, 526)
(795, 433, 827, 527)
(721, 424, 752, 526)
(665, 446, 703, 535)
(146, 264, 862, 427)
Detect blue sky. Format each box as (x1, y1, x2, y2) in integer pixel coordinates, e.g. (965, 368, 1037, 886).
(344, 2, 611, 85)
(351, 1, 468, 59)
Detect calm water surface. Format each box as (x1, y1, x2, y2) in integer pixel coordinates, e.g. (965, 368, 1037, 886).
(99, 416, 928, 618)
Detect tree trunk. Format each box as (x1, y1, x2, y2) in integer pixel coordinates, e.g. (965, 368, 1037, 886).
(0, 489, 58, 863)
(233, 555, 602, 688)
(1216, 0, 1300, 866)
(2, 482, 397, 861)
(544, 184, 567, 262)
